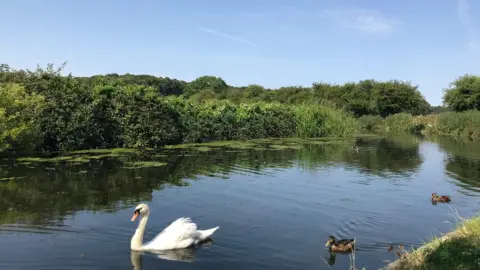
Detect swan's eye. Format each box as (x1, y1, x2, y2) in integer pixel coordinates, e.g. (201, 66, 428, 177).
(134, 208, 141, 214)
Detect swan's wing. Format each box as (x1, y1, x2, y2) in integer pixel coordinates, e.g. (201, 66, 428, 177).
(143, 217, 198, 250)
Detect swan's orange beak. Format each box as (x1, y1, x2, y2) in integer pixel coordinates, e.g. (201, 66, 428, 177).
(131, 212, 139, 222)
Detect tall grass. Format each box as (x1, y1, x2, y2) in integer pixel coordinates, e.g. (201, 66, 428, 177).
(436, 111, 480, 138)
(385, 209, 480, 270)
(358, 110, 480, 140)
(294, 105, 356, 138)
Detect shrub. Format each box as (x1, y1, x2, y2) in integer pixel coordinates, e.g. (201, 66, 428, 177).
(357, 115, 384, 132)
(0, 83, 45, 153)
(436, 111, 480, 139)
(294, 105, 356, 138)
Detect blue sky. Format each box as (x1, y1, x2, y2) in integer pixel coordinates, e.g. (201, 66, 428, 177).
(1, 0, 479, 106)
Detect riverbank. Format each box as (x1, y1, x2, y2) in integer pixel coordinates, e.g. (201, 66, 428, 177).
(358, 111, 480, 139)
(384, 215, 480, 270)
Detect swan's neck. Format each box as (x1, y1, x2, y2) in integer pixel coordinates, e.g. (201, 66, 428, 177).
(131, 215, 149, 251)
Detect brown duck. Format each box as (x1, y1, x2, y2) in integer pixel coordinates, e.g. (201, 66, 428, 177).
(325, 236, 355, 252)
(431, 193, 451, 203)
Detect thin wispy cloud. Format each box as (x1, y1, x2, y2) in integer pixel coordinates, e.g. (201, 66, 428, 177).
(320, 8, 400, 34)
(200, 28, 255, 46)
(456, 0, 479, 54)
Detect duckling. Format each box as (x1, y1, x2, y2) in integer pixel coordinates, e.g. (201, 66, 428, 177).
(431, 193, 451, 203)
(325, 236, 355, 252)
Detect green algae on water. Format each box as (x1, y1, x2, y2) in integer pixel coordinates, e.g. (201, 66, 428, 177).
(71, 148, 140, 155)
(122, 161, 167, 169)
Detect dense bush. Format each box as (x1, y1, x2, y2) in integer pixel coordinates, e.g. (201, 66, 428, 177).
(294, 105, 356, 138)
(0, 83, 45, 152)
(0, 65, 358, 153)
(2, 62, 479, 154)
(443, 75, 480, 112)
(436, 111, 480, 138)
(357, 115, 383, 132)
(358, 111, 480, 139)
(1, 63, 433, 118)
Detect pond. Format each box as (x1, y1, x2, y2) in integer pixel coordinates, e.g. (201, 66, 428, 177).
(0, 135, 479, 270)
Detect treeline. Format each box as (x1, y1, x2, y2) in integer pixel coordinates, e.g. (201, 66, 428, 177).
(0, 63, 356, 153)
(356, 74, 480, 138)
(1, 63, 479, 153)
(1, 63, 433, 118)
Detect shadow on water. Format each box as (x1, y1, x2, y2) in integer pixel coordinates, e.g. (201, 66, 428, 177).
(0, 137, 425, 226)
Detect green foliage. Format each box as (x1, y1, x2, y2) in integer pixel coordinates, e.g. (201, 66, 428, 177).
(436, 111, 480, 138)
(270, 80, 430, 117)
(273, 86, 313, 104)
(294, 105, 356, 138)
(0, 64, 360, 153)
(443, 74, 480, 112)
(357, 110, 480, 139)
(375, 80, 430, 117)
(388, 216, 480, 270)
(384, 113, 417, 133)
(115, 89, 183, 148)
(22, 63, 107, 151)
(430, 106, 451, 114)
(1, 62, 433, 119)
(78, 73, 187, 96)
(357, 115, 384, 132)
(0, 84, 45, 152)
(344, 80, 377, 117)
(184, 75, 228, 97)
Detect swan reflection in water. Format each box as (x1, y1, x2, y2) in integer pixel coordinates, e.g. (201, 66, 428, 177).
(131, 239, 213, 269)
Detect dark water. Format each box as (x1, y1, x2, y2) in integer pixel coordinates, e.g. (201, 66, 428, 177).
(1, 136, 480, 270)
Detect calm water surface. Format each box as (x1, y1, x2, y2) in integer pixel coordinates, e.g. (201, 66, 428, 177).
(1, 136, 480, 270)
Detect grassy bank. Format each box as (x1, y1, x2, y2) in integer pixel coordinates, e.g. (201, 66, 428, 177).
(358, 110, 480, 139)
(385, 215, 480, 270)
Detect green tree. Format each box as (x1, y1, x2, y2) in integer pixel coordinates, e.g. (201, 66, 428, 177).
(0, 83, 45, 152)
(184, 76, 228, 97)
(345, 80, 377, 117)
(443, 74, 480, 112)
(374, 80, 429, 117)
(115, 87, 183, 148)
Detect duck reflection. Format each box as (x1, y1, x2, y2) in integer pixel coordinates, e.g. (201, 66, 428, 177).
(130, 239, 213, 269)
(325, 252, 336, 265)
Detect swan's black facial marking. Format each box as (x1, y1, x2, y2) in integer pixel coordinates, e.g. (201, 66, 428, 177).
(134, 208, 141, 215)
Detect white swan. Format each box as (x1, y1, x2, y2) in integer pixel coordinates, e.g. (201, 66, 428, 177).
(130, 203, 219, 251)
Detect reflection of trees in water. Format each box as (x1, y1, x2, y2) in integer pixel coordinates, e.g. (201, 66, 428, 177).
(0, 137, 424, 225)
(339, 136, 423, 176)
(434, 136, 480, 192)
(445, 156, 480, 192)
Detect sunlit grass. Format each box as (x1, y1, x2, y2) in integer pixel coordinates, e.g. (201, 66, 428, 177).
(386, 210, 480, 270)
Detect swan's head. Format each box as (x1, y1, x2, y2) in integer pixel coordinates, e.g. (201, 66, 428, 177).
(131, 203, 150, 222)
